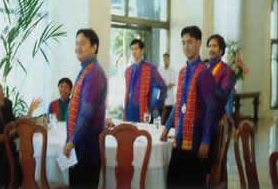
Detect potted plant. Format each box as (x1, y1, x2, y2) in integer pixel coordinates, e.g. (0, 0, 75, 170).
(226, 40, 250, 81)
(0, 0, 66, 117)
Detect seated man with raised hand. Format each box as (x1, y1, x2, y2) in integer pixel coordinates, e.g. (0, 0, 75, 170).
(48, 77, 73, 122)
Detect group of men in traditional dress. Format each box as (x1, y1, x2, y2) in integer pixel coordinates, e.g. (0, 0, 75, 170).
(0, 25, 236, 189)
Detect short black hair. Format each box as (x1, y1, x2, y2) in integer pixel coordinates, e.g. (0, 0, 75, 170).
(203, 58, 210, 63)
(58, 78, 73, 89)
(130, 39, 145, 49)
(163, 53, 170, 57)
(181, 25, 202, 40)
(76, 29, 99, 54)
(207, 34, 226, 56)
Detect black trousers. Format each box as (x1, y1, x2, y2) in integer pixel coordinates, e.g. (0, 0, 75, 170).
(0, 142, 22, 188)
(69, 161, 100, 189)
(162, 105, 173, 125)
(69, 146, 100, 189)
(167, 149, 206, 189)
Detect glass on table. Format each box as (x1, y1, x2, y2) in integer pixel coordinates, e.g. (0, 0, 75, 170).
(143, 112, 151, 124)
(153, 116, 161, 129)
(48, 113, 58, 130)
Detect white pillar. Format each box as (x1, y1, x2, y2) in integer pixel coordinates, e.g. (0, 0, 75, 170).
(170, 0, 204, 72)
(89, 0, 111, 73)
(49, 0, 90, 99)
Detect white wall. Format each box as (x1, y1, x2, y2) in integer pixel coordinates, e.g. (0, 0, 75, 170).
(49, 0, 111, 107)
(213, 0, 243, 92)
(170, 0, 203, 72)
(89, 0, 111, 73)
(241, 0, 272, 119)
(214, 0, 242, 41)
(49, 0, 90, 104)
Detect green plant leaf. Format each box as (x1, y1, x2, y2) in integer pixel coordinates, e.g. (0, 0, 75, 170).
(16, 59, 27, 74)
(40, 48, 49, 64)
(3, 0, 11, 24)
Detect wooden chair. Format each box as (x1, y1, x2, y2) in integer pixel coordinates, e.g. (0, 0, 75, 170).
(269, 151, 278, 189)
(209, 115, 234, 188)
(99, 123, 152, 189)
(4, 118, 49, 189)
(234, 119, 259, 189)
(0, 133, 15, 189)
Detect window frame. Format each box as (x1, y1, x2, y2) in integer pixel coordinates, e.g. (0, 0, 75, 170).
(111, 0, 171, 63)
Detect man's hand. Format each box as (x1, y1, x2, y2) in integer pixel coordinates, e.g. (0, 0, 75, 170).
(198, 143, 209, 159)
(160, 128, 169, 142)
(63, 142, 75, 158)
(105, 118, 115, 128)
(27, 97, 43, 117)
(167, 83, 175, 89)
(152, 109, 159, 118)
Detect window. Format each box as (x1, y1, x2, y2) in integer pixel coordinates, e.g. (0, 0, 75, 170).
(111, 0, 125, 15)
(129, 0, 167, 21)
(108, 0, 170, 118)
(270, 0, 278, 108)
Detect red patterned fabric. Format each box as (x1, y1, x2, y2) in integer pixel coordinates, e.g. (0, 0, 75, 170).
(138, 64, 151, 122)
(68, 64, 95, 140)
(174, 63, 205, 150)
(125, 63, 151, 122)
(50, 100, 60, 121)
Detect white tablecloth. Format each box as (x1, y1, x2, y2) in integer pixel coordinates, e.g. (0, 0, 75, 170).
(33, 122, 173, 188)
(33, 122, 69, 185)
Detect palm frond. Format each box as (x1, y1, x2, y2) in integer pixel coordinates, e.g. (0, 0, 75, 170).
(40, 48, 49, 64)
(2, 0, 12, 24)
(16, 59, 27, 74)
(33, 23, 66, 57)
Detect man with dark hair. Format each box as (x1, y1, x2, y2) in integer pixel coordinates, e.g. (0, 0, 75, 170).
(181, 25, 202, 40)
(48, 77, 73, 122)
(159, 53, 176, 124)
(206, 34, 235, 118)
(124, 38, 166, 122)
(63, 28, 107, 188)
(205, 34, 236, 185)
(160, 25, 217, 188)
(130, 38, 145, 49)
(76, 29, 99, 54)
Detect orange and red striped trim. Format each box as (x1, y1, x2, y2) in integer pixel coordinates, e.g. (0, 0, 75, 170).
(174, 63, 205, 150)
(68, 63, 95, 140)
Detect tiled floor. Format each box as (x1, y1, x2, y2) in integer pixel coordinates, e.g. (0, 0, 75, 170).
(227, 119, 276, 189)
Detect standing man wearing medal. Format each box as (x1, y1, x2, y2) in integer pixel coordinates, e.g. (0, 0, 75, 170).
(160, 26, 217, 188)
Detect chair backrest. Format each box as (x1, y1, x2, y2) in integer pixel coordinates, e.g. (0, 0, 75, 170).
(4, 118, 49, 189)
(210, 115, 234, 187)
(99, 123, 152, 189)
(0, 133, 15, 189)
(234, 119, 259, 189)
(269, 151, 278, 189)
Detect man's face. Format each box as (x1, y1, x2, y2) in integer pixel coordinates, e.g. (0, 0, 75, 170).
(163, 55, 170, 68)
(58, 82, 72, 100)
(131, 44, 144, 62)
(182, 34, 201, 60)
(0, 85, 4, 107)
(208, 38, 222, 60)
(75, 33, 97, 62)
